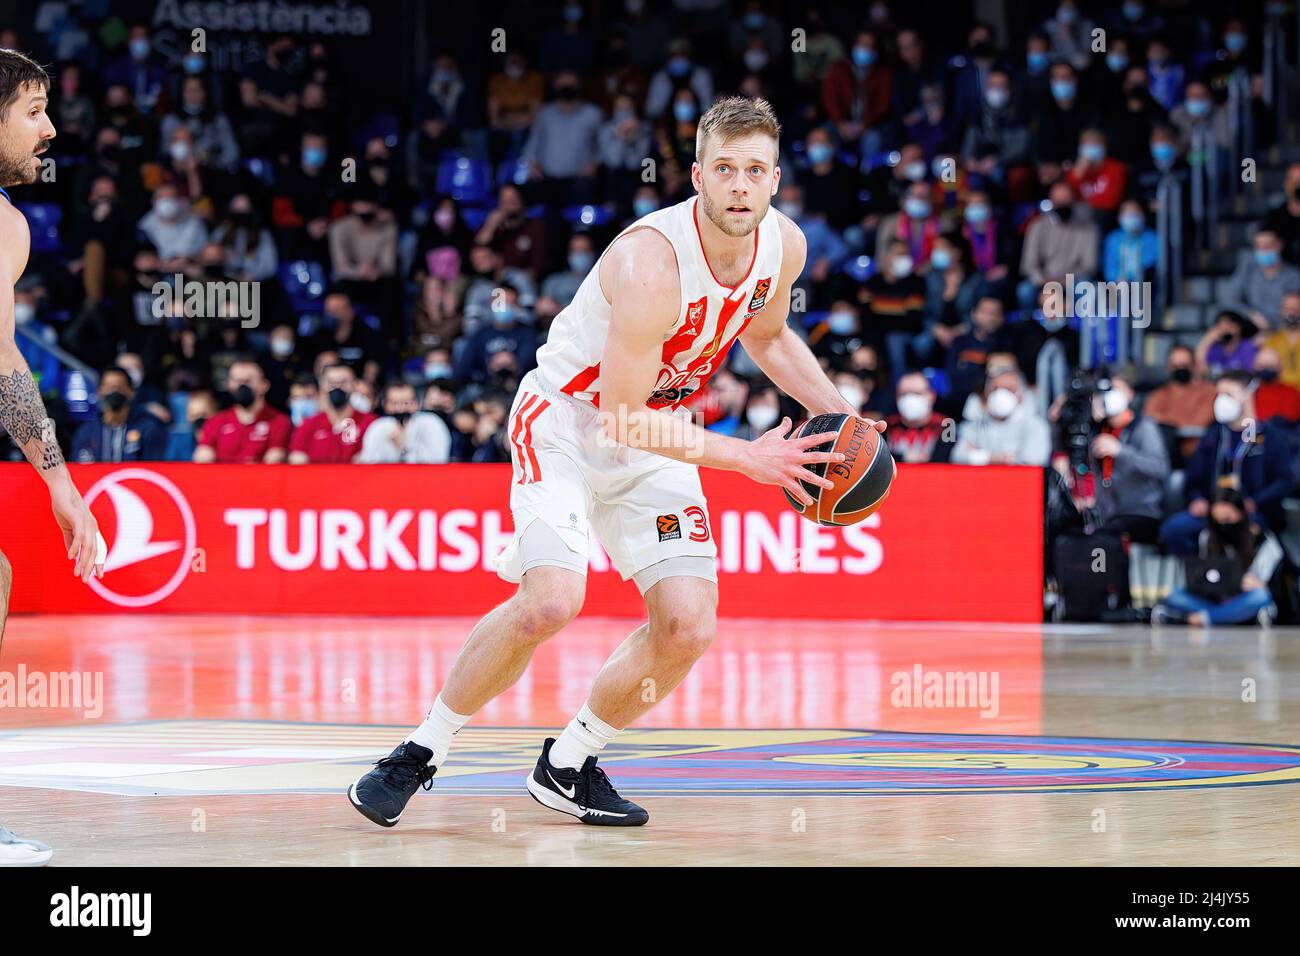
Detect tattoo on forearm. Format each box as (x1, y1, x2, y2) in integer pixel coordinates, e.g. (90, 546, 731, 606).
(0, 368, 65, 471)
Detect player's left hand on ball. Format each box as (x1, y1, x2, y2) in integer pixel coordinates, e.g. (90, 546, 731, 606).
(859, 416, 887, 434)
(743, 417, 845, 507)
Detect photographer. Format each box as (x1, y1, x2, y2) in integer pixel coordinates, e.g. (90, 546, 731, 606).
(1153, 489, 1281, 627)
(1053, 375, 1169, 544)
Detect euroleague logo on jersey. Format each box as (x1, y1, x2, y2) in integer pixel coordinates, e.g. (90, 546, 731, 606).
(745, 277, 772, 316)
(83, 469, 198, 608)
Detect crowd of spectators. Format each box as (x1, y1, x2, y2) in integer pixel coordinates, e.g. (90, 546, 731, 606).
(5, 1, 1300, 612)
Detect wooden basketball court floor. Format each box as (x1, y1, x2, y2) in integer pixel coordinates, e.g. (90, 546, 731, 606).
(1, 613, 1297, 866)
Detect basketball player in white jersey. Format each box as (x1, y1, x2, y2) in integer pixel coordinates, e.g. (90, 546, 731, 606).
(350, 97, 881, 826)
(0, 50, 104, 866)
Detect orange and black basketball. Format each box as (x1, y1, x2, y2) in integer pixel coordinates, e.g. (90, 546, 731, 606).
(783, 414, 896, 526)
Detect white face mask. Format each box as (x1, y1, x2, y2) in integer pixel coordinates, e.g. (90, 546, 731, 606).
(986, 387, 1018, 419)
(154, 197, 180, 219)
(892, 255, 914, 277)
(1214, 393, 1243, 425)
(1102, 389, 1130, 418)
(270, 338, 294, 359)
(746, 405, 779, 432)
(897, 392, 933, 422)
(13, 301, 35, 324)
(838, 384, 865, 409)
(350, 393, 373, 415)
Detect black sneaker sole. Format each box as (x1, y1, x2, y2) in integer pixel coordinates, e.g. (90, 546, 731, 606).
(347, 782, 401, 828)
(525, 771, 649, 826)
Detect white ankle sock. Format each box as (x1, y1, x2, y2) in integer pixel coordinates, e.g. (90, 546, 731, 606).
(547, 703, 620, 770)
(406, 694, 470, 767)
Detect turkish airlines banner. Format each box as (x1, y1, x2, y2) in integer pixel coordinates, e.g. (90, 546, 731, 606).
(0, 464, 1043, 622)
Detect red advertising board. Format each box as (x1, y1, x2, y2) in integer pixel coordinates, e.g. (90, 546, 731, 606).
(0, 463, 1043, 621)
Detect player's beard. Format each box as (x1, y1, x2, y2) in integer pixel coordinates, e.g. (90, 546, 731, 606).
(0, 140, 41, 186)
(698, 186, 766, 238)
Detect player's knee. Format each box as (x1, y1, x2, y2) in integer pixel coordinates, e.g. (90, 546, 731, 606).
(512, 589, 582, 644)
(650, 603, 716, 663)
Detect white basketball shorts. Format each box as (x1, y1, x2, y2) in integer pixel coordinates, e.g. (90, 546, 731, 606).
(494, 369, 718, 586)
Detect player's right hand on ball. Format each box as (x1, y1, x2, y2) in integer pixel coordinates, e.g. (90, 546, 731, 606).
(742, 417, 844, 507)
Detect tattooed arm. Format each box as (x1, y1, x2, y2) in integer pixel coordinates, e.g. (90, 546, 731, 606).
(0, 205, 100, 582)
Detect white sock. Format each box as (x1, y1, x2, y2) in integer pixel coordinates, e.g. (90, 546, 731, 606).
(406, 694, 470, 767)
(547, 702, 621, 770)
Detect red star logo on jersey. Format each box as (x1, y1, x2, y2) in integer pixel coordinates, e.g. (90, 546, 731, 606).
(662, 296, 708, 367)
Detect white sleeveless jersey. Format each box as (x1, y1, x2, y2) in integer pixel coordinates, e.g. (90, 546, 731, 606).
(535, 196, 784, 410)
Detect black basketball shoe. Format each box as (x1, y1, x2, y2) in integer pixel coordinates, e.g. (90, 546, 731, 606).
(347, 741, 436, 827)
(525, 737, 648, 826)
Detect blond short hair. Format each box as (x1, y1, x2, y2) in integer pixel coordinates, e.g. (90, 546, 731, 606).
(695, 95, 781, 163)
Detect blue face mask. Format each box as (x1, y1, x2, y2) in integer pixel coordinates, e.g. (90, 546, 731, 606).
(1224, 32, 1247, 54)
(807, 142, 834, 165)
(129, 38, 151, 59)
(852, 47, 877, 68)
(1255, 249, 1280, 268)
(1050, 79, 1076, 102)
(183, 54, 205, 74)
(1120, 213, 1144, 234)
(1151, 141, 1176, 164)
(828, 312, 856, 335)
(964, 203, 990, 224)
(1080, 143, 1105, 163)
(1186, 98, 1211, 118)
(1027, 51, 1049, 73)
(673, 101, 696, 123)
(303, 146, 327, 169)
(667, 57, 691, 77)
(633, 198, 657, 218)
(903, 197, 932, 219)
(1123, 2, 1144, 20)
(930, 248, 953, 271)
(568, 251, 594, 273)
(1106, 53, 1129, 73)
(743, 11, 765, 30)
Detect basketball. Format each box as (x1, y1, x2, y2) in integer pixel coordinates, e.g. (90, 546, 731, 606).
(783, 414, 896, 526)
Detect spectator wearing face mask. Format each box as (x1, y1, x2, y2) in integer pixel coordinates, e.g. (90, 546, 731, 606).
(273, 130, 337, 260)
(859, 241, 927, 376)
(211, 193, 278, 282)
(160, 75, 239, 174)
(876, 182, 946, 269)
(536, 233, 595, 324)
(833, 369, 888, 420)
(1103, 201, 1158, 283)
(359, 382, 452, 464)
(1143, 345, 1216, 462)
(104, 25, 167, 115)
(1065, 128, 1127, 212)
(1261, 293, 1300, 387)
(522, 71, 603, 205)
(1170, 80, 1230, 153)
(922, 233, 986, 365)
(1144, 37, 1185, 112)
(821, 30, 893, 153)
(461, 243, 538, 335)
(1041, 1, 1096, 72)
(1161, 371, 1294, 555)
(1018, 179, 1098, 308)
(71, 366, 168, 463)
(139, 184, 208, 271)
(194, 358, 290, 463)
(261, 325, 307, 409)
(952, 370, 1051, 466)
(801, 126, 865, 231)
(287, 375, 320, 429)
(1218, 230, 1300, 329)
(72, 175, 135, 307)
(1263, 163, 1300, 266)
(409, 275, 461, 355)
(1251, 348, 1300, 424)
(886, 373, 952, 463)
(1079, 376, 1170, 543)
(1196, 310, 1260, 378)
(328, 193, 399, 320)
(809, 300, 866, 369)
(1034, 62, 1095, 169)
(960, 69, 1031, 171)
(775, 184, 848, 294)
(453, 285, 539, 386)
(488, 51, 544, 160)
(740, 382, 784, 441)
(1154, 489, 1281, 627)
(289, 363, 377, 464)
(645, 38, 714, 122)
